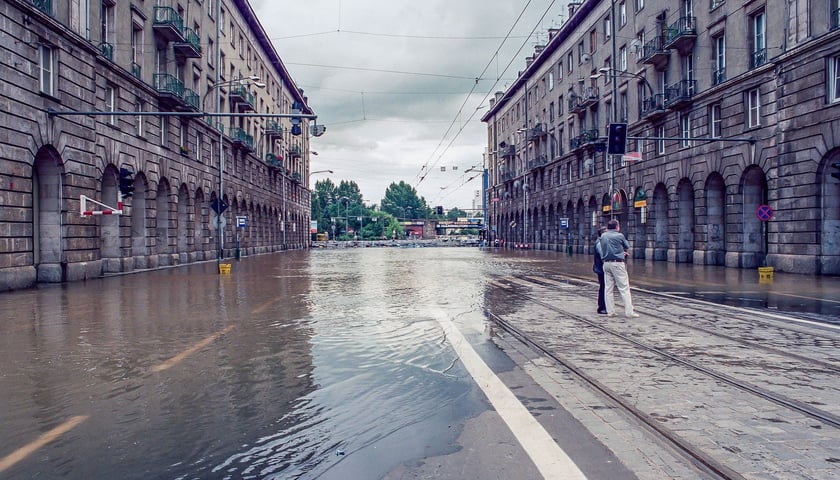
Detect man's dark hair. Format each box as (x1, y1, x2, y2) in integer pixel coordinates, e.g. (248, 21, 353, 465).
(607, 219, 620, 230)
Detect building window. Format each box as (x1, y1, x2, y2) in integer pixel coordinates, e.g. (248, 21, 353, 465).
(567, 52, 574, 74)
(713, 34, 725, 85)
(161, 115, 169, 147)
(548, 71, 554, 91)
(750, 10, 766, 68)
(207, 0, 215, 19)
(619, 45, 627, 71)
(833, 0, 840, 30)
(557, 61, 563, 81)
(578, 41, 585, 63)
(619, 2, 627, 27)
(558, 95, 564, 115)
(207, 38, 214, 68)
(39, 44, 54, 95)
(604, 16, 611, 41)
(619, 92, 628, 122)
(829, 55, 840, 103)
(105, 85, 116, 125)
(549, 102, 555, 123)
(635, 0, 645, 12)
(197, 132, 204, 161)
(710, 103, 722, 138)
(747, 88, 760, 128)
(681, 114, 691, 147)
(657, 125, 665, 154)
(589, 29, 597, 53)
(135, 99, 144, 137)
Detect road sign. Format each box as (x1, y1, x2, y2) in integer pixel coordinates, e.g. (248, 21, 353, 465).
(559, 217, 569, 229)
(211, 214, 227, 229)
(756, 204, 773, 222)
(236, 216, 247, 228)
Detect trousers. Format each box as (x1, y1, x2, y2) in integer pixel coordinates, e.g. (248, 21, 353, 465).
(603, 261, 635, 316)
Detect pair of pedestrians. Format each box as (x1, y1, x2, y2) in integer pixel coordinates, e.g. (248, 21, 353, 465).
(593, 220, 639, 318)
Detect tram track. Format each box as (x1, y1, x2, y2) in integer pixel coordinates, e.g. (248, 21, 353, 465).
(484, 275, 840, 480)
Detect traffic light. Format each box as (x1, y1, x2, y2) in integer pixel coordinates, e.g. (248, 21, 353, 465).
(118, 168, 135, 198)
(435, 206, 444, 215)
(831, 161, 840, 180)
(291, 101, 302, 136)
(607, 123, 627, 155)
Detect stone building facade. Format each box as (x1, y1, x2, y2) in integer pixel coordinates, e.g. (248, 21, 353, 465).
(0, 0, 315, 291)
(482, 0, 840, 275)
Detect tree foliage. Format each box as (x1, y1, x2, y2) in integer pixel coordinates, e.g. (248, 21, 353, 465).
(381, 181, 429, 219)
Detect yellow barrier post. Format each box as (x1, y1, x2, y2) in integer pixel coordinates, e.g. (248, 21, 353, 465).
(758, 266, 774, 283)
(219, 263, 232, 275)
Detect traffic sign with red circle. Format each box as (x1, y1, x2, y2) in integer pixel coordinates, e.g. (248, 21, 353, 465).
(756, 204, 773, 221)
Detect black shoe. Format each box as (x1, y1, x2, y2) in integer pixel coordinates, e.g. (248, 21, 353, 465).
(597, 310, 608, 315)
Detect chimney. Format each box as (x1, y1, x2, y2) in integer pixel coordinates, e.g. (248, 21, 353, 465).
(534, 45, 545, 56)
(495, 91, 504, 103)
(548, 28, 560, 42)
(525, 55, 534, 68)
(489, 98, 496, 108)
(569, 2, 581, 17)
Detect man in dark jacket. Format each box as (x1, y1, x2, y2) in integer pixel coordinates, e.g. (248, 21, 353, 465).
(593, 226, 607, 314)
(599, 219, 639, 318)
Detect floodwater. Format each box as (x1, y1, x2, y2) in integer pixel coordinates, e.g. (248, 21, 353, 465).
(0, 246, 838, 479)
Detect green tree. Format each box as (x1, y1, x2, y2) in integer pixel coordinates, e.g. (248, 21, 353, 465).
(381, 181, 429, 219)
(446, 207, 467, 221)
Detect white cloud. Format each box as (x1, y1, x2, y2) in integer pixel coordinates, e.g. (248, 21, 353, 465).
(253, 0, 568, 209)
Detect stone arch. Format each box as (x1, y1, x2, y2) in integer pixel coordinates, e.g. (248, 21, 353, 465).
(676, 178, 695, 263)
(704, 173, 726, 265)
(176, 183, 190, 259)
(652, 182, 669, 261)
(33, 146, 64, 282)
(194, 188, 207, 258)
(820, 152, 840, 274)
(632, 186, 648, 259)
(740, 165, 768, 268)
(575, 199, 585, 254)
(131, 172, 149, 266)
(155, 177, 172, 261)
(100, 165, 121, 270)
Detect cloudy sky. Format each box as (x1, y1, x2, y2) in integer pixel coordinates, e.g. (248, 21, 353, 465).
(252, 0, 570, 210)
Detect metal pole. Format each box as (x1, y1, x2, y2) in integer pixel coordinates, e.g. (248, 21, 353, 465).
(523, 80, 529, 245)
(610, 0, 618, 221)
(216, 0, 223, 267)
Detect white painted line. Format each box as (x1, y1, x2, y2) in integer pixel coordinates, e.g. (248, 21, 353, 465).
(433, 309, 587, 480)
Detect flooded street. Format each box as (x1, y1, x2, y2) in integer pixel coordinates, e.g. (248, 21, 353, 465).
(1, 247, 838, 479)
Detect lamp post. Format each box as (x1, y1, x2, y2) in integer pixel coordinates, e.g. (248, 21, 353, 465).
(203, 74, 265, 268)
(591, 67, 654, 98)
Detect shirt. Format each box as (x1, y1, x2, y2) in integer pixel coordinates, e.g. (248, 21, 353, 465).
(599, 230, 630, 261)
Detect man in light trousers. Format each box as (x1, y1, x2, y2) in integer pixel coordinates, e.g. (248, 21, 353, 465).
(599, 219, 639, 318)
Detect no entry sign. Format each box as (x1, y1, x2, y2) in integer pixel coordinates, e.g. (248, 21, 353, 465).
(756, 204, 773, 222)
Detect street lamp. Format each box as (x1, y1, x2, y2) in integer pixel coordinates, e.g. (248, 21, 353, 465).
(591, 67, 654, 98)
(203, 74, 265, 268)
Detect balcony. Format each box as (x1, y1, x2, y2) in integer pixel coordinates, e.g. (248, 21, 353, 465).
(570, 129, 601, 151)
(153, 7, 185, 43)
(265, 120, 283, 137)
(639, 36, 669, 67)
(229, 85, 255, 112)
(640, 94, 667, 119)
(291, 172, 302, 183)
(500, 144, 516, 157)
(833, 8, 840, 30)
(527, 154, 549, 170)
(29, 0, 51, 16)
(131, 62, 142, 80)
(153, 73, 185, 109)
(266, 153, 282, 169)
(501, 171, 515, 182)
(712, 68, 726, 86)
(182, 88, 200, 111)
(231, 128, 254, 152)
(173, 27, 202, 59)
(100, 42, 114, 61)
(578, 86, 599, 108)
(664, 16, 696, 52)
(289, 145, 302, 158)
(527, 123, 547, 141)
(664, 79, 696, 108)
(750, 49, 767, 69)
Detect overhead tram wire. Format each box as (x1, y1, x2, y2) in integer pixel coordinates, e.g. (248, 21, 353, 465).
(413, 0, 561, 189)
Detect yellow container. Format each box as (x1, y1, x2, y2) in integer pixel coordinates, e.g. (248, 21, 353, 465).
(758, 266, 774, 282)
(219, 263, 232, 275)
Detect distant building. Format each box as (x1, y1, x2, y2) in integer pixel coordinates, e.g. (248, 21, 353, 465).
(482, 0, 840, 275)
(0, 0, 314, 291)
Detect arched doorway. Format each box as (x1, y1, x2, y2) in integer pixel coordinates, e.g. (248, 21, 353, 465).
(33, 148, 64, 282)
(155, 178, 172, 265)
(101, 165, 121, 272)
(741, 166, 768, 268)
(821, 154, 840, 274)
(705, 173, 726, 265)
(652, 183, 669, 261)
(130, 173, 149, 269)
(676, 178, 694, 263)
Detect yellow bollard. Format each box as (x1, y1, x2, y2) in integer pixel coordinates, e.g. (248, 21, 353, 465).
(219, 263, 232, 275)
(758, 266, 774, 283)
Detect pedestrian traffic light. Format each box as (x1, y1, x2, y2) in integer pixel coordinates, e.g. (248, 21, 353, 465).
(118, 168, 135, 198)
(831, 161, 840, 180)
(291, 101, 302, 136)
(607, 123, 627, 155)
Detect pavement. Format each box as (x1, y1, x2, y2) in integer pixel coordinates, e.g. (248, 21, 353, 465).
(392, 270, 840, 480)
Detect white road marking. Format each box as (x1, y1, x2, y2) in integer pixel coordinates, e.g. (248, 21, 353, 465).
(433, 309, 587, 480)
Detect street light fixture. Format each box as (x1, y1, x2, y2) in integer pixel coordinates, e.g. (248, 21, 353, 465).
(591, 67, 654, 97)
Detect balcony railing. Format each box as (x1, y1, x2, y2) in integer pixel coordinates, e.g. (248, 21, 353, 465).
(29, 0, 51, 15)
(570, 129, 601, 150)
(712, 67, 726, 86)
(501, 171, 515, 182)
(229, 85, 255, 111)
(131, 62, 142, 80)
(266, 153, 282, 168)
(100, 42, 114, 61)
(527, 154, 549, 170)
(153, 6, 185, 43)
(710, 0, 726, 10)
(291, 172, 302, 183)
(750, 48, 767, 69)
(153, 73, 185, 99)
(640, 36, 669, 65)
(289, 145, 302, 157)
(182, 88, 199, 111)
(174, 27, 202, 58)
(664, 16, 697, 51)
(232, 128, 254, 151)
(664, 80, 696, 108)
(833, 8, 840, 30)
(265, 120, 283, 137)
(500, 144, 516, 157)
(527, 123, 547, 141)
(640, 94, 667, 118)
